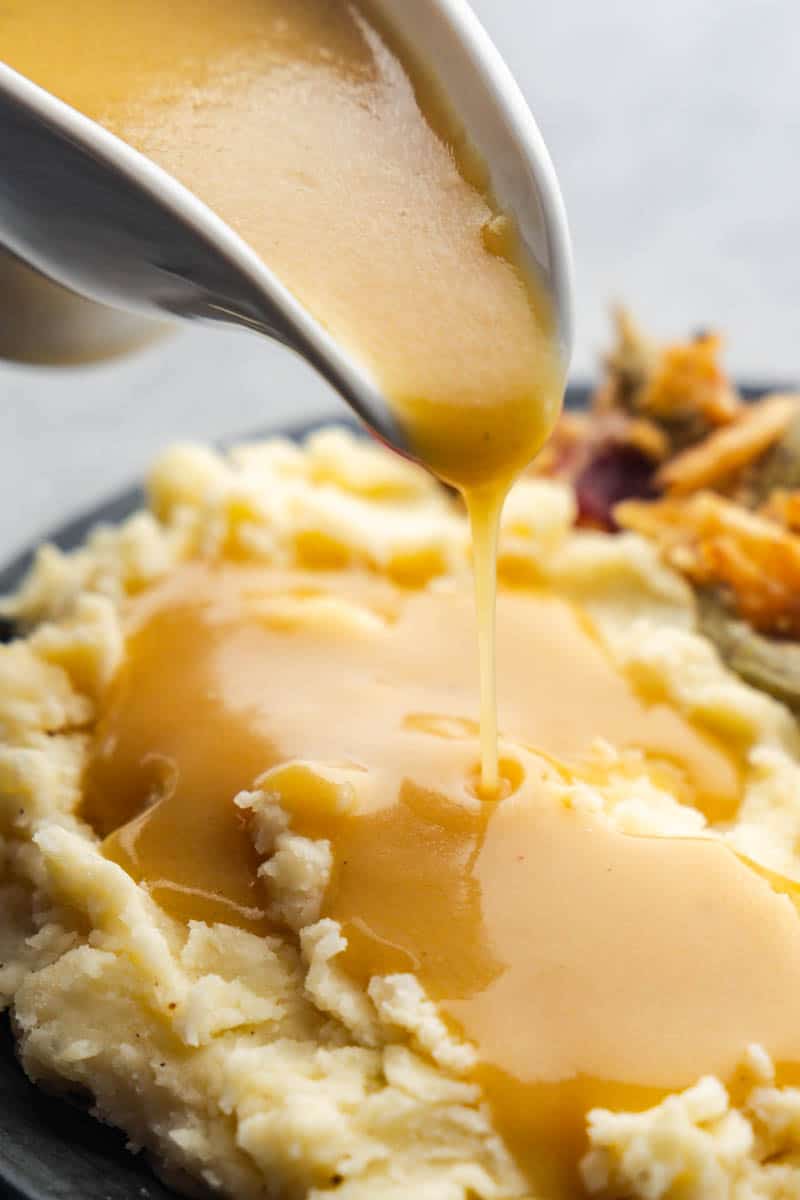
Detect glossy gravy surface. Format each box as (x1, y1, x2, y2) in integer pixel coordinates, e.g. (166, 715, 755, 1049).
(82, 563, 800, 1194)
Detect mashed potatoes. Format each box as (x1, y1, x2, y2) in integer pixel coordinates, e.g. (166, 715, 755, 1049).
(3, 428, 800, 1199)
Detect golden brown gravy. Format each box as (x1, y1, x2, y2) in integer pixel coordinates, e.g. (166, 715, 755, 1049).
(80, 562, 800, 1195)
(1, 0, 564, 493)
(286, 782, 800, 1194)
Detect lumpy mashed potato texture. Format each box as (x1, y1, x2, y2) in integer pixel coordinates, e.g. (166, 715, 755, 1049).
(4, 429, 800, 1199)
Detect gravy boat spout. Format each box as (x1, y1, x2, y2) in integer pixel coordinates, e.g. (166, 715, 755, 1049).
(0, 0, 573, 451)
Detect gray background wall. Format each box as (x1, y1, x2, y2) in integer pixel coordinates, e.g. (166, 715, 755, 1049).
(2, 0, 798, 561)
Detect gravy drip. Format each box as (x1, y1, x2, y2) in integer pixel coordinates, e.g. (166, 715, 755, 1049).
(80, 563, 800, 1196)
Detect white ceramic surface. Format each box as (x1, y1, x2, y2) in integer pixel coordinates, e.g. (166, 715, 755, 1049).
(0, 0, 573, 454)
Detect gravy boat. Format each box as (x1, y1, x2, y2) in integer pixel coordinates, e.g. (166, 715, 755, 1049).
(0, 0, 573, 450)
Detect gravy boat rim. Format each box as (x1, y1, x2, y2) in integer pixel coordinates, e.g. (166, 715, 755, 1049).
(0, 0, 574, 449)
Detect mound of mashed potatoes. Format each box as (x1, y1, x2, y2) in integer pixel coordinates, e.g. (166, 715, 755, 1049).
(4, 428, 800, 1199)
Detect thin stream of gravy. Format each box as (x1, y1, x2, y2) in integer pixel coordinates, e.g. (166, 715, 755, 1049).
(2, 0, 565, 791)
(466, 486, 509, 794)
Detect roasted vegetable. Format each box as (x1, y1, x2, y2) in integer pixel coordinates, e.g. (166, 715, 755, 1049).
(617, 491, 800, 639)
(532, 310, 743, 527)
(657, 394, 798, 497)
(697, 590, 800, 714)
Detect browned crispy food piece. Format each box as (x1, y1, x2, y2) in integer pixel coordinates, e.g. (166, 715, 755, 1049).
(737, 409, 800, 506)
(531, 310, 743, 528)
(759, 489, 800, 532)
(592, 307, 660, 413)
(617, 492, 800, 638)
(634, 333, 740, 428)
(595, 308, 740, 437)
(538, 307, 800, 678)
(657, 394, 799, 497)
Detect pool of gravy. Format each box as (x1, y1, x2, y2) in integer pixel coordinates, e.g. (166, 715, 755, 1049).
(82, 562, 800, 1196)
(2, 0, 566, 791)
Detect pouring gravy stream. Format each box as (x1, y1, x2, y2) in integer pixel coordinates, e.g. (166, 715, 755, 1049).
(2, 0, 565, 793)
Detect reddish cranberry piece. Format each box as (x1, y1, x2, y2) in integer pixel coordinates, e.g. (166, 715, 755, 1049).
(575, 444, 657, 530)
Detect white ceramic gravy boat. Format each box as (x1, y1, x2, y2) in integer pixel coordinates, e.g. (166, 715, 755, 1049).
(0, 0, 573, 451)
